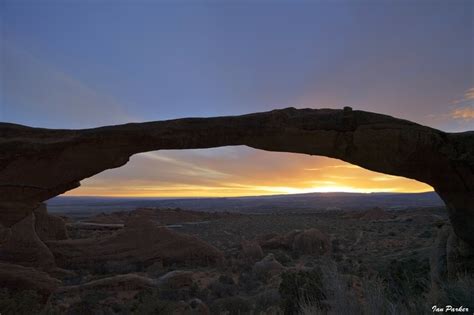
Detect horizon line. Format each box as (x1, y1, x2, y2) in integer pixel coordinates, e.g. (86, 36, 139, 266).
(58, 190, 436, 199)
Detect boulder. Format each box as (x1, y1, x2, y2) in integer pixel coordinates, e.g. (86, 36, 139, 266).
(259, 230, 300, 250)
(253, 253, 284, 278)
(446, 229, 474, 279)
(0, 262, 61, 300)
(0, 212, 55, 269)
(430, 224, 474, 299)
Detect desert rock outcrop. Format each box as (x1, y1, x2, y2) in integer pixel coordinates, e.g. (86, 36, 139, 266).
(0, 212, 55, 269)
(253, 253, 284, 278)
(0, 262, 61, 300)
(34, 203, 68, 241)
(0, 108, 472, 247)
(47, 217, 223, 269)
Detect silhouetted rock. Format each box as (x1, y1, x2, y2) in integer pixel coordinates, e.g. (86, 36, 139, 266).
(0, 212, 55, 269)
(0, 108, 472, 247)
(34, 203, 68, 241)
(430, 223, 474, 298)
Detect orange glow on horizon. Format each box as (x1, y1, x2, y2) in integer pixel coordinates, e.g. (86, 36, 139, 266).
(64, 149, 434, 198)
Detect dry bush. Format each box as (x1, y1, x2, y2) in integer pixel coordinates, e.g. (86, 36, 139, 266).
(296, 260, 431, 315)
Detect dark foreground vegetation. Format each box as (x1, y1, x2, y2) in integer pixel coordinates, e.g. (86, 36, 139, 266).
(1, 206, 473, 314)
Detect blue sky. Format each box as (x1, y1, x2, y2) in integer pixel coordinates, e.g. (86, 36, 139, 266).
(1, 0, 473, 196)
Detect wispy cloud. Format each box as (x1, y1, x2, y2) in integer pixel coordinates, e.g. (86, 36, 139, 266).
(452, 87, 474, 104)
(67, 149, 433, 197)
(449, 87, 474, 122)
(450, 106, 474, 121)
(140, 152, 230, 179)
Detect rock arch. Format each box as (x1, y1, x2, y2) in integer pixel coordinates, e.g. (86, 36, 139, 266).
(0, 107, 473, 247)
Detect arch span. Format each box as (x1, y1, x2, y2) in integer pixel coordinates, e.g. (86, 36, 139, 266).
(1, 107, 473, 245)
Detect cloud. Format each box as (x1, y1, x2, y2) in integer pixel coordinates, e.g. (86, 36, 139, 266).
(448, 87, 474, 121)
(450, 106, 474, 121)
(452, 87, 474, 104)
(67, 147, 433, 197)
(371, 175, 399, 182)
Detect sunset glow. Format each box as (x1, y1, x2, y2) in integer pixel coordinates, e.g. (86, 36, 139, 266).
(3, 1, 470, 198)
(65, 149, 433, 197)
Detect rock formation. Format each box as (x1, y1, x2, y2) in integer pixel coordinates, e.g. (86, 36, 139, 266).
(253, 253, 285, 278)
(0, 212, 55, 269)
(0, 262, 61, 300)
(47, 217, 224, 269)
(1, 108, 472, 246)
(1, 107, 473, 284)
(34, 203, 68, 241)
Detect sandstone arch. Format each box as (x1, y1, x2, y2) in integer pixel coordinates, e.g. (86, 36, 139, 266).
(0, 107, 473, 247)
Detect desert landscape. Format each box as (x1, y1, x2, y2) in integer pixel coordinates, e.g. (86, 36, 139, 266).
(0, 197, 465, 314)
(0, 191, 473, 314)
(1, 1, 473, 314)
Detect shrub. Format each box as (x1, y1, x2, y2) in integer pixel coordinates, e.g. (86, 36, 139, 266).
(279, 268, 326, 315)
(209, 274, 238, 298)
(0, 289, 43, 315)
(67, 290, 109, 315)
(436, 275, 474, 308)
(130, 289, 179, 314)
(238, 270, 261, 293)
(210, 296, 252, 315)
(253, 289, 281, 314)
(385, 256, 430, 302)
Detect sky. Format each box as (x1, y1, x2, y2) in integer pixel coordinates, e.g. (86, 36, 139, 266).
(1, 0, 473, 197)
